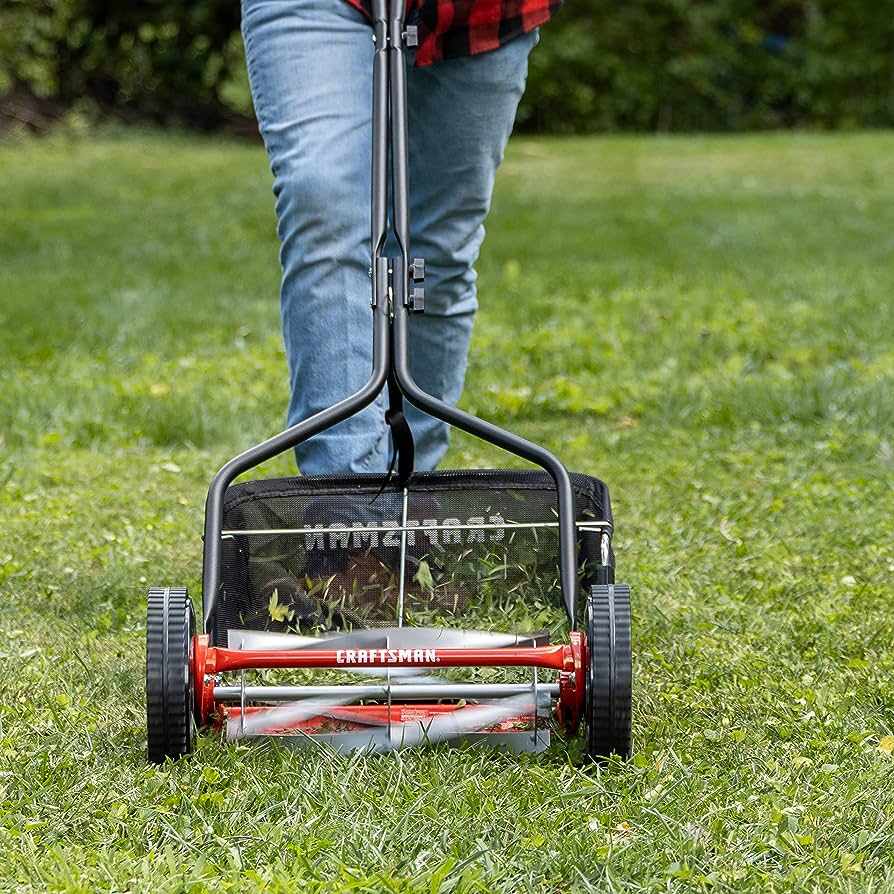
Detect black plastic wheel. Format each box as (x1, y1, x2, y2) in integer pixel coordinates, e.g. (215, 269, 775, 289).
(586, 583, 632, 760)
(146, 587, 196, 763)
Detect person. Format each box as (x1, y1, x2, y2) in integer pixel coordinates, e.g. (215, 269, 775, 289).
(241, 0, 561, 476)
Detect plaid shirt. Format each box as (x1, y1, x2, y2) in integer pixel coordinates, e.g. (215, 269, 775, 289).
(346, 0, 562, 66)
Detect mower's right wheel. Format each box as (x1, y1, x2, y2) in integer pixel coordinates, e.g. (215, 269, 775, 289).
(146, 587, 196, 763)
(586, 584, 632, 760)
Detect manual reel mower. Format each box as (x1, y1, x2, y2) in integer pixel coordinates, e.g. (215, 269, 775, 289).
(145, 0, 632, 764)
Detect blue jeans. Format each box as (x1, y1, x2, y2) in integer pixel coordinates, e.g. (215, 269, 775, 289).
(242, 0, 536, 475)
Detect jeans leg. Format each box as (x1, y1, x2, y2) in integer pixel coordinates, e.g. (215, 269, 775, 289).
(403, 31, 537, 470)
(242, 0, 390, 475)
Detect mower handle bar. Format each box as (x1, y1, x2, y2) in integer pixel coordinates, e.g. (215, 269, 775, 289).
(200, 0, 580, 631)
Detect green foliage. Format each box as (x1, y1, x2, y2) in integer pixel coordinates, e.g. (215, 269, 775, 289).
(0, 0, 248, 127)
(519, 0, 894, 132)
(0, 0, 75, 97)
(2, 0, 894, 131)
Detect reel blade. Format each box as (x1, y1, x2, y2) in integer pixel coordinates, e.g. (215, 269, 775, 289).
(382, 694, 535, 751)
(226, 694, 359, 739)
(226, 693, 536, 746)
(227, 627, 548, 651)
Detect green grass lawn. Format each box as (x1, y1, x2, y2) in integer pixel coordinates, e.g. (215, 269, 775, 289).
(1, 128, 893, 892)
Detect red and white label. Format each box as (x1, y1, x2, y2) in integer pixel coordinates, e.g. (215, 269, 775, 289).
(335, 648, 439, 665)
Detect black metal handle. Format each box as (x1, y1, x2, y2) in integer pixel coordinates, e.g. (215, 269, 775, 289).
(382, 0, 580, 624)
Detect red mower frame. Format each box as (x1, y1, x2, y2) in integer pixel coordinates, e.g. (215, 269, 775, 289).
(192, 634, 588, 735)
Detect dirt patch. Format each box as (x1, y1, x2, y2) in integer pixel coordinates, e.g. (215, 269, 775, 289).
(0, 85, 69, 134)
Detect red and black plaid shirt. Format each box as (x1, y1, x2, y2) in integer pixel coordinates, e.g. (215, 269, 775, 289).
(345, 0, 562, 66)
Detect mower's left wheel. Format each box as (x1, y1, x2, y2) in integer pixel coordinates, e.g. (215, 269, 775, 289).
(146, 587, 196, 763)
(585, 584, 632, 760)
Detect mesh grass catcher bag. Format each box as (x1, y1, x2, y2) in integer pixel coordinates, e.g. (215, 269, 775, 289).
(216, 471, 614, 640)
(144, 0, 632, 765)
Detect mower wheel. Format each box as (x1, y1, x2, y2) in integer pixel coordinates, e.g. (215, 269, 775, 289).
(586, 584, 632, 760)
(146, 587, 196, 763)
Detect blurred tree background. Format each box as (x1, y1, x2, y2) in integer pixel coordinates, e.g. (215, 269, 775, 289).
(1, 0, 892, 134)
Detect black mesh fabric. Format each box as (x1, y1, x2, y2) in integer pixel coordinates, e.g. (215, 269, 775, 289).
(214, 470, 612, 643)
